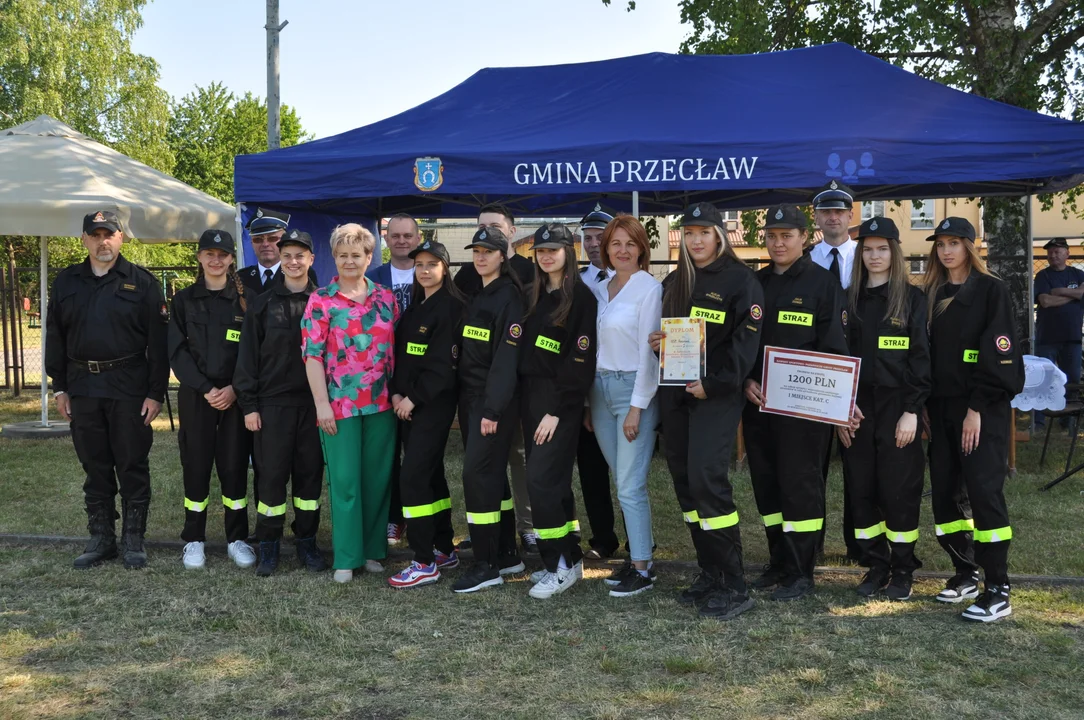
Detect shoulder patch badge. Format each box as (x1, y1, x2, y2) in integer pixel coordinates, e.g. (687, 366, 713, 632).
(509, 323, 522, 339)
(577, 335, 590, 351)
(159, 303, 169, 321)
(451, 344, 459, 360)
(996, 335, 1012, 354)
(841, 309, 848, 326)
(750, 304, 763, 321)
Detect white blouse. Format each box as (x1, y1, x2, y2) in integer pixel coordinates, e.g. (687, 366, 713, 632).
(593, 270, 663, 409)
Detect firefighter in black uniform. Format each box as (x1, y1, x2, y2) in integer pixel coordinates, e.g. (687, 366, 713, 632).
(743, 205, 849, 601)
(233, 229, 328, 577)
(453, 227, 527, 593)
(239, 208, 318, 294)
(519, 223, 597, 600)
(923, 217, 1023, 622)
(648, 202, 763, 620)
(837, 217, 930, 601)
(47, 210, 169, 569)
(386, 241, 468, 589)
(168, 229, 255, 571)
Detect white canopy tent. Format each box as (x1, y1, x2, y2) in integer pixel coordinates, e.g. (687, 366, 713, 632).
(0, 114, 238, 430)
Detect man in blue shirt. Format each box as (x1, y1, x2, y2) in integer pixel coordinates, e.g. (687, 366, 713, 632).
(1034, 237, 1084, 427)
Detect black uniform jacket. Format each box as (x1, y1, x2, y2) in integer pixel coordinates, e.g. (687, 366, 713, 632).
(848, 283, 931, 414)
(457, 274, 524, 422)
(454, 254, 535, 298)
(168, 278, 248, 394)
(751, 254, 849, 381)
(518, 281, 597, 417)
(239, 264, 318, 295)
(391, 286, 466, 408)
(45, 254, 169, 402)
(661, 254, 764, 400)
(233, 277, 315, 414)
(929, 271, 1024, 412)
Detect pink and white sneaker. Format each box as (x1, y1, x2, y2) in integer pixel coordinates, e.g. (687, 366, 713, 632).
(387, 561, 440, 589)
(434, 549, 460, 570)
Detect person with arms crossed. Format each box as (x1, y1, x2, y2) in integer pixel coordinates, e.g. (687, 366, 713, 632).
(1033, 237, 1084, 429)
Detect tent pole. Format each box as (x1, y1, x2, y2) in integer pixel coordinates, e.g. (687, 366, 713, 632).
(1026, 195, 1034, 354)
(39, 235, 49, 427)
(632, 191, 639, 218)
(234, 204, 246, 269)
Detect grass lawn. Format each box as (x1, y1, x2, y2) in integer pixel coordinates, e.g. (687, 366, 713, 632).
(2, 391, 1083, 719)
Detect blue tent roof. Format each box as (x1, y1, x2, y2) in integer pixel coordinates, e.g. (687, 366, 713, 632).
(234, 43, 1084, 217)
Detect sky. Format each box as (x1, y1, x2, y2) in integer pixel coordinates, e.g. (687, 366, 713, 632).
(132, 0, 691, 140)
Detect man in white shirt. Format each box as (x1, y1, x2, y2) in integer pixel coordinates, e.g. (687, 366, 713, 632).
(809, 181, 858, 289)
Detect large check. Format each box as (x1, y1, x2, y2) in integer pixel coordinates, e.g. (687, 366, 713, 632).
(760, 346, 861, 426)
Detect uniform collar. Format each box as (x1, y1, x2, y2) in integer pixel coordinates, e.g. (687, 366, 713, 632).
(760, 253, 812, 279)
(948, 270, 980, 306)
(699, 254, 736, 274)
(273, 276, 315, 296)
(79, 253, 132, 279)
(192, 276, 239, 300)
(480, 273, 513, 295)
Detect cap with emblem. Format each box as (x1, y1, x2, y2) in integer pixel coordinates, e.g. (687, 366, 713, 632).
(465, 226, 509, 254)
(812, 180, 855, 210)
(247, 207, 291, 237)
(925, 216, 976, 243)
(533, 223, 575, 250)
(763, 205, 808, 230)
(580, 205, 614, 230)
(678, 202, 724, 230)
(857, 216, 900, 242)
(409, 239, 451, 265)
(1043, 237, 1070, 250)
(278, 229, 313, 252)
(198, 229, 236, 254)
(83, 210, 121, 235)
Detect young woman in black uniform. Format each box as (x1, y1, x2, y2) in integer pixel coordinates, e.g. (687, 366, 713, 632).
(168, 229, 255, 570)
(648, 202, 764, 620)
(387, 240, 467, 589)
(923, 217, 1023, 622)
(453, 227, 527, 594)
(519, 223, 597, 600)
(837, 217, 930, 601)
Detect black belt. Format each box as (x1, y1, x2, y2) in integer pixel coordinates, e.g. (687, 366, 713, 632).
(68, 353, 142, 374)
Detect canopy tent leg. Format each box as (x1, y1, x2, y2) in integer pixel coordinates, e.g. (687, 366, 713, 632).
(39, 235, 48, 427)
(235, 203, 247, 269)
(632, 191, 639, 218)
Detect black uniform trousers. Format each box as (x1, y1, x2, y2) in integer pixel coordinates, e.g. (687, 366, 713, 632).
(521, 378, 584, 573)
(399, 391, 457, 565)
(178, 385, 251, 543)
(253, 404, 323, 542)
(928, 397, 1012, 585)
(577, 425, 619, 554)
(459, 393, 518, 567)
(661, 391, 747, 592)
(743, 404, 831, 581)
(70, 396, 153, 509)
(840, 386, 924, 574)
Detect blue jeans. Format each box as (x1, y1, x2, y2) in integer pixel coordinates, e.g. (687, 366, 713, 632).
(1035, 341, 1082, 426)
(589, 371, 657, 563)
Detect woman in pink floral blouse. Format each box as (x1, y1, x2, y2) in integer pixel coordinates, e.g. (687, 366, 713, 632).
(302, 224, 399, 583)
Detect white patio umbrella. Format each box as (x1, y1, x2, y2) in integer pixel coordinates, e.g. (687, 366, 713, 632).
(0, 114, 239, 430)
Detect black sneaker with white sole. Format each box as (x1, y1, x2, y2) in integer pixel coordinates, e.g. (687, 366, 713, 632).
(935, 571, 981, 604)
(451, 562, 504, 593)
(603, 560, 657, 587)
(699, 588, 755, 620)
(885, 571, 913, 601)
(608, 570, 654, 597)
(962, 584, 1012, 622)
(856, 567, 890, 597)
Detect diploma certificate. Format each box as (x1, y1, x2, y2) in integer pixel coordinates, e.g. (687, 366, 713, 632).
(659, 317, 706, 385)
(759, 346, 861, 426)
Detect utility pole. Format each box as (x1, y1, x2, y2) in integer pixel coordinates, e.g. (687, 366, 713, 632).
(265, 0, 288, 150)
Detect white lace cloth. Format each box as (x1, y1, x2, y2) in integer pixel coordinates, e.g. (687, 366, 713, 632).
(1011, 355, 1068, 412)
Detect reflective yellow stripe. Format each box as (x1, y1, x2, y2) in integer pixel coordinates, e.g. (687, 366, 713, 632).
(682, 510, 700, 524)
(535, 335, 561, 353)
(402, 497, 452, 519)
(782, 517, 824, 533)
(886, 527, 919, 543)
(500, 498, 514, 512)
(535, 521, 576, 540)
(406, 342, 428, 356)
(225, 329, 241, 342)
(935, 518, 975, 536)
(570, 519, 581, 533)
(854, 522, 886, 540)
(463, 325, 490, 342)
(699, 511, 739, 530)
(258, 501, 287, 517)
(878, 336, 909, 350)
(184, 497, 209, 512)
(293, 498, 319, 511)
(222, 496, 248, 510)
(467, 510, 501, 525)
(963, 349, 979, 363)
(974, 526, 1012, 543)
(762, 513, 783, 528)
(778, 310, 813, 326)
(690, 307, 726, 324)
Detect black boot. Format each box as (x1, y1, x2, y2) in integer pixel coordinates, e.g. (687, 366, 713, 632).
(121, 501, 148, 569)
(256, 540, 280, 577)
(73, 505, 118, 569)
(295, 536, 328, 572)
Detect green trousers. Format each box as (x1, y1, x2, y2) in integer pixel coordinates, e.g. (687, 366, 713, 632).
(320, 410, 396, 570)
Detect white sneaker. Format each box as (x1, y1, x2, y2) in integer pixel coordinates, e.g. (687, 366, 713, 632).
(182, 541, 205, 569)
(573, 560, 584, 580)
(227, 540, 257, 568)
(365, 559, 384, 573)
(529, 565, 579, 599)
(529, 568, 550, 584)
(333, 569, 353, 583)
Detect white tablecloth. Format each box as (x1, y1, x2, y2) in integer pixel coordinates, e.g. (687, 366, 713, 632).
(1011, 355, 1068, 412)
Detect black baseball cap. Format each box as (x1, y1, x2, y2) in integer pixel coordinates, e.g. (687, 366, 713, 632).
(857, 216, 900, 242)
(465, 227, 509, 254)
(278, 229, 314, 252)
(83, 210, 121, 234)
(925, 216, 976, 242)
(1044, 237, 1070, 250)
(678, 202, 724, 229)
(763, 205, 808, 230)
(533, 223, 575, 250)
(247, 207, 290, 236)
(409, 239, 451, 265)
(197, 229, 236, 254)
(580, 205, 614, 230)
(812, 180, 854, 210)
